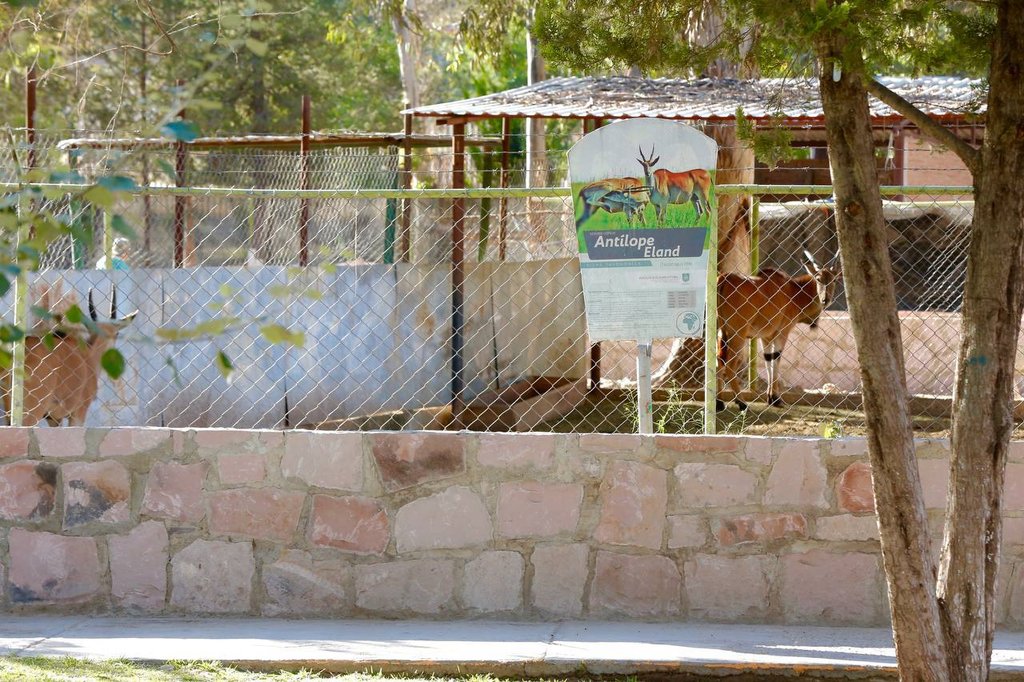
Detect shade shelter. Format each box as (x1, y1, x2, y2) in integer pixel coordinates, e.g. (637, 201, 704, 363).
(404, 75, 984, 412)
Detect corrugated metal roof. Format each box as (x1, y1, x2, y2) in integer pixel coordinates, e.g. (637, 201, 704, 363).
(56, 132, 501, 151)
(405, 76, 984, 122)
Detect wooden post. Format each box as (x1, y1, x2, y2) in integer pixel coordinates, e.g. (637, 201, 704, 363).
(399, 113, 413, 262)
(498, 117, 511, 261)
(451, 122, 467, 415)
(11, 67, 37, 426)
(298, 95, 311, 266)
(25, 66, 36, 172)
(582, 117, 604, 392)
(173, 79, 187, 268)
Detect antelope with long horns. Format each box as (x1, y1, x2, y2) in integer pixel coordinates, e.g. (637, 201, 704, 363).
(3, 284, 137, 426)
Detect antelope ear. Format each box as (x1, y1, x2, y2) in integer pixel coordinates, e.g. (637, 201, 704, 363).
(652, 156, 660, 166)
(802, 262, 816, 278)
(111, 310, 138, 329)
(802, 249, 820, 270)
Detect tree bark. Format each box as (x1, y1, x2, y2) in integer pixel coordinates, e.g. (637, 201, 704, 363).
(653, 124, 753, 387)
(939, 3, 1024, 679)
(815, 25, 949, 681)
(393, 0, 420, 111)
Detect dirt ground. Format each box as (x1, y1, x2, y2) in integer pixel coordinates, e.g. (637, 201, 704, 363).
(537, 393, 965, 438)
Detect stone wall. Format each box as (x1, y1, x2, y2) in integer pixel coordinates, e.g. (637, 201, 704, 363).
(3, 427, 1024, 627)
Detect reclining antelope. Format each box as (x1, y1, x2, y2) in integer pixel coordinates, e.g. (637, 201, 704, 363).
(3, 284, 136, 426)
(576, 177, 651, 228)
(716, 251, 840, 411)
(636, 146, 713, 223)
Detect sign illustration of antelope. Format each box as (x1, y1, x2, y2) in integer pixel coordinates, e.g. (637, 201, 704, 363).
(636, 145, 714, 225)
(575, 177, 651, 229)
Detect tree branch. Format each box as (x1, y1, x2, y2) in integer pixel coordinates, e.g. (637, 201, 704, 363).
(864, 77, 981, 175)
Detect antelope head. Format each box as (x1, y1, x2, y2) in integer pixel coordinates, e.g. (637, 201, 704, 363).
(636, 145, 660, 174)
(801, 249, 839, 327)
(85, 285, 138, 345)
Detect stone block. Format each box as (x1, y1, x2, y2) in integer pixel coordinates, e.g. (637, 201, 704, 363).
(62, 460, 131, 528)
(590, 551, 681, 618)
(463, 550, 523, 612)
(262, 549, 347, 616)
(308, 494, 389, 554)
(836, 461, 875, 513)
(918, 458, 949, 510)
(355, 559, 455, 615)
(0, 460, 56, 521)
(497, 481, 583, 538)
(141, 461, 206, 523)
(109, 521, 168, 611)
(674, 463, 758, 508)
(208, 488, 305, 543)
(477, 433, 556, 470)
(685, 554, 771, 620)
(594, 460, 667, 549)
(217, 453, 266, 485)
(578, 433, 641, 453)
(100, 428, 171, 456)
(828, 438, 869, 458)
(36, 427, 86, 459)
(742, 437, 774, 465)
(531, 543, 588, 617)
(7, 529, 100, 604)
(282, 431, 362, 491)
(814, 514, 879, 542)
(1004, 463, 1024, 511)
(655, 435, 741, 454)
(668, 515, 706, 549)
(369, 433, 464, 491)
(0, 428, 30, 458)
(395, 486, 491, 553)
(764, 440, 827, 508)
(716, 513, 807, 547)
(779, 550, 883, 625)
(170, 539, 254, 613)
(193, 429, 252, 453)
(1004, 517, 1024, 547)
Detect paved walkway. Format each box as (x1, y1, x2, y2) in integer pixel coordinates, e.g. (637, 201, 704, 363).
(4, 616, 1024, 679)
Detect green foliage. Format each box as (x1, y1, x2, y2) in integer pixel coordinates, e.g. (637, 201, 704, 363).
(536, 0, 993, 81)
(100, 348, 125, 379)
(735, 109, 799, 169)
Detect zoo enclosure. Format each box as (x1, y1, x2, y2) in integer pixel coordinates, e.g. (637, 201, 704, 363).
(2, 144, 989, 435)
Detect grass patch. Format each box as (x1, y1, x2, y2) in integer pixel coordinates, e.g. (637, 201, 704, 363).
(1, 657, 295, 681)
(0, 658, 572, 682)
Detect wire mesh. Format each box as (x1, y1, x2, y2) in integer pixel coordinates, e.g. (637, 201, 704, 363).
(0, 127, 1008, 437)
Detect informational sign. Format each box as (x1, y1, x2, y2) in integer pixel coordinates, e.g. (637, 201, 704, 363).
(568, 119, 717, 342)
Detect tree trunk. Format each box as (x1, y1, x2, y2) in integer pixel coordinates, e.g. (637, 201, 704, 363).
(393, 0, 420, 111)
(653, 2, 756, 388)
(815, 26, 949, 681)
(525, 5, 549, 248)
(652, 124, 753, 386)
(939, 3, 1024, 679)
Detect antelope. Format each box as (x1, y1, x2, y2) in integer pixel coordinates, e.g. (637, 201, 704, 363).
(3, 285, 137, 426)
(716, 251, 840, 411)
(576, 177, 651, 228)
(636, 146, 713, 223)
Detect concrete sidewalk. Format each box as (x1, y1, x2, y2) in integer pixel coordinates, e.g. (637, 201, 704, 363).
(4, 616, 1024, 679)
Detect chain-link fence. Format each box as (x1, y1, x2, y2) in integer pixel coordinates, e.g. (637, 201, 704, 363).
(1, 128, 1008, 437)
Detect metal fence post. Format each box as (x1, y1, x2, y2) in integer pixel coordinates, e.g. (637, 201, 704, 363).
(451, 122, 467, 416)
(298, 94, 311, 266)
(173, 79, 187, 268)
(704, 194, 720, 435)
(748, 196, 760, 390)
